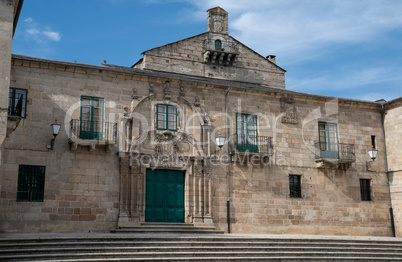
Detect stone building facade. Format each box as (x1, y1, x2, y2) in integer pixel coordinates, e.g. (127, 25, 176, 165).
(1, 4, 401, 236)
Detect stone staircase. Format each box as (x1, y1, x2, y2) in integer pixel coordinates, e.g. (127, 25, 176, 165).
(111, 223, 225, 234)
(1, 233, 402, 261)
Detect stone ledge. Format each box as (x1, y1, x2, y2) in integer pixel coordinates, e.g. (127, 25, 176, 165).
(315, 158, 354, 169)
(68, 138, 116, 152)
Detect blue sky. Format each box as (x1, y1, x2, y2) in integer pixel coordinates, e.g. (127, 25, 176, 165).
(12, 0, 402, 102)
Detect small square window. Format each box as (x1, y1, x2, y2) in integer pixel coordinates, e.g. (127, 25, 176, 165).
(289, 175, 301, 198)
(17, 165, 46, 202)
(360, 179, 371, 201)
(8, 88, 27, 117)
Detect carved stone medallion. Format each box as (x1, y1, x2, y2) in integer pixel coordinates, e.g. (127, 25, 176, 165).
(280, 96, 298, 124)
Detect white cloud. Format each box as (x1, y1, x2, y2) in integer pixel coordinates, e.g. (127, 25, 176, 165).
(186, 0, 402, 63)
(183, 0, 402, 100)
(42, 30, 61, 42)
(24, 17, 33, 23)
(27, 28, 39, 35)
(22, 17, 61, 43)
(286, 64, 402, 101)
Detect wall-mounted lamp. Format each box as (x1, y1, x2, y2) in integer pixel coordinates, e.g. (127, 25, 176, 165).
(368, 147, 378, 160)
(48, 120, 61, 150)
(214, 135, 226, 156)
(216, 135, 226, 149)
(366, 147, 378, 171)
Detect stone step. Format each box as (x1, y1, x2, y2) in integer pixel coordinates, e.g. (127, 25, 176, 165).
(1, 234, 402, 261)
(140, 222, 196, 227)
(2, 251, 402, 261)
(1, 235, 402, 244)
(39, 257, 402, 262)
(111, 223, 225, 234)
(1, 246, 402, 256)
(2, 241, 402, 254)
(1, 239, 402, 248)
(111, 228, 225, 234)
(1, 239, 402, 246)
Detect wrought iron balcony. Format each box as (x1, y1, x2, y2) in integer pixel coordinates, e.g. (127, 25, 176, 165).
(235, 134, 273, 155)
(315, 142, 356, 162)
(70, 119, 117, 142)
(69, 119, 117, 151)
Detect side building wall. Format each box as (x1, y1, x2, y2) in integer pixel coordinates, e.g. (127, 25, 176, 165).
(384, 101, 402, 237)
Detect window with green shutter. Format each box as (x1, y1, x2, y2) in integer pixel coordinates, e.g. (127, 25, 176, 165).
(157, 104, 177, 131)
(318, 122, 339, 159)
(17, 165, 46, 202)
(80, 96, 104, 139)
(236, 113, 258, 152)
(289, 175, 301, 198)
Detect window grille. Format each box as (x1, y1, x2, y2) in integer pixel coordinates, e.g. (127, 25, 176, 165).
(8, 88, 27, 117)
(17, 165, 46, 202)
(289, 175, 301, 198)
(360, 179, 371, 201)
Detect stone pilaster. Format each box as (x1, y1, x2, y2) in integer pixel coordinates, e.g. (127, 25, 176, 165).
(0, 0, 19, 193)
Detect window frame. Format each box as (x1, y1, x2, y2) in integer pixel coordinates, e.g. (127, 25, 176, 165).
(318, 121, 339, 159)
(80, 96, 104, 140)
(8, 88, 27, 118)
(360, 179, 371, 201)
(17, 165, 46, 202)
(289, 175, 302, 198)
(215, 39, 222, 51)
(156, 104, 177, 132)
(236, 113, 258, 153)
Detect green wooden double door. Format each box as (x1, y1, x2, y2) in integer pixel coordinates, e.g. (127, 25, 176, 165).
(145, 169, 185, 223)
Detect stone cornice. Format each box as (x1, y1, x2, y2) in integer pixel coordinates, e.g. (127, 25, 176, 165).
(11, 54, 386, 110)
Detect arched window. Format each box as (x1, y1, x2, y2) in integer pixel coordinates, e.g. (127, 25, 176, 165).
(215, 40, 222, 51)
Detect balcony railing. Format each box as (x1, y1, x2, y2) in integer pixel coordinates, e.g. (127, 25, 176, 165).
(70, 119, 117, 143)
(315, 142, 355, 162)
(235, 134, 273, 155)
(203, 38, 239, 53)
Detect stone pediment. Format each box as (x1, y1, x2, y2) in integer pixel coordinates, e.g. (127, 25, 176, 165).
(134, 32, 286, 88)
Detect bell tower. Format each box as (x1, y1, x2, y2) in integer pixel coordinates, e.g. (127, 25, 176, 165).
(207, 7, 228, 35)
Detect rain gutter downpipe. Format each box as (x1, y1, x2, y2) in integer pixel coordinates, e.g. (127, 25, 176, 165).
(225, 86, 231, 233)
(381, 103, 396, 237)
